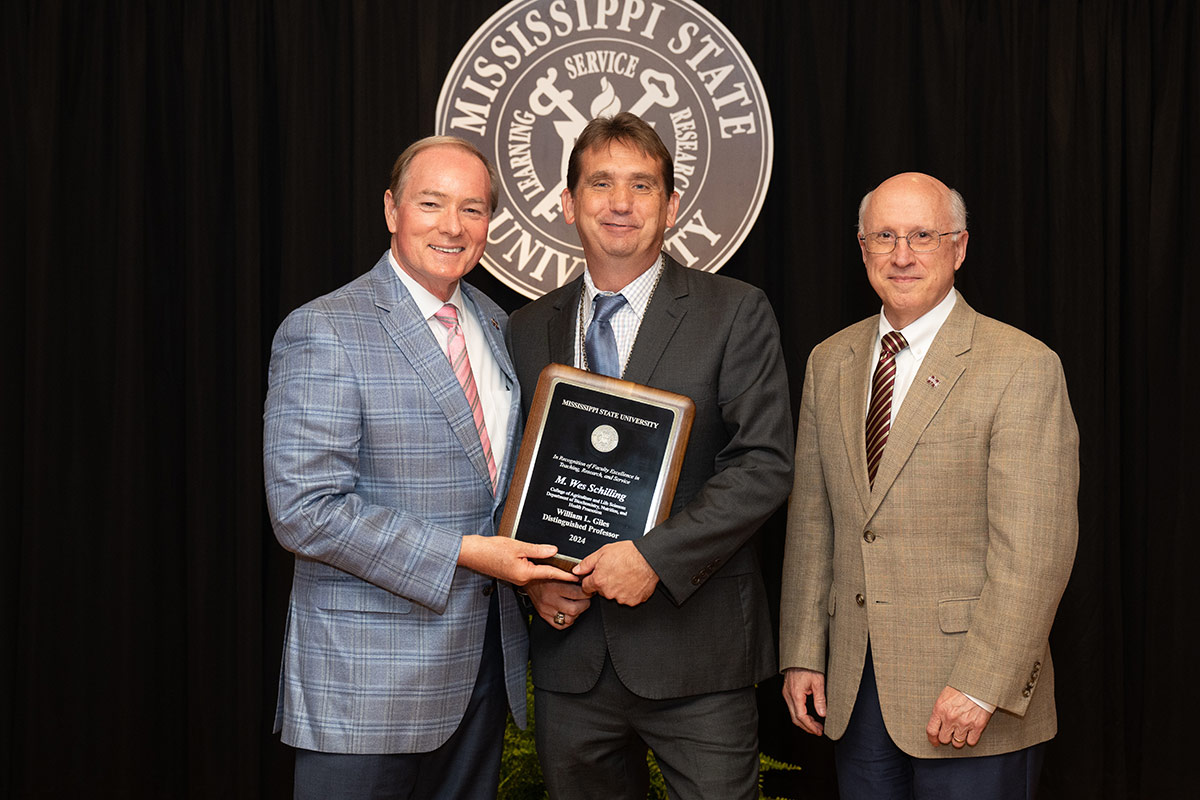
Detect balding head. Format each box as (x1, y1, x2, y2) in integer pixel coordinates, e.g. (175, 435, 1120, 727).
(859, 173, 967, 235)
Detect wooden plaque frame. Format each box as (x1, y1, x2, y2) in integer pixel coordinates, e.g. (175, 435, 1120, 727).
(498, 364, 695, 571)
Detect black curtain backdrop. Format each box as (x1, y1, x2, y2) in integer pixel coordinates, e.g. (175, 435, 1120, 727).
(3, 1, 1196, 797)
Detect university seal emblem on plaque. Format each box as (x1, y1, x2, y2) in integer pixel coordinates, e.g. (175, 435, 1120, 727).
(590, 424, 619, 453)
(436, 0, 773, 298)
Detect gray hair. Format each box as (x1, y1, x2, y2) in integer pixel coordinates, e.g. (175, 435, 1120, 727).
(857, 186, 968, 234)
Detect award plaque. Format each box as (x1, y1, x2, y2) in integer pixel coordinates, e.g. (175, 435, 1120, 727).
(499, 364, 695, 571)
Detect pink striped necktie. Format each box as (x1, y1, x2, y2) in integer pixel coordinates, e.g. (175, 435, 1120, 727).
(865, 330, 909, 488)
(434, 303, 497, 489)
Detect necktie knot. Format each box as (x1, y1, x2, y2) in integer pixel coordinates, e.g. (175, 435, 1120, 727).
(592, 293, 627, 323)
(880, 330, 908, 357)
(434, 303, 460, 330)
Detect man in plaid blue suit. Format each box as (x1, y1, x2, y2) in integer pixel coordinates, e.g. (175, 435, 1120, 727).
(264, 137, 574, 799)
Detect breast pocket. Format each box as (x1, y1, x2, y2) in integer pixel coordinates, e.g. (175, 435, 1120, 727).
(911, 422, 985, 486)
(916, 422, 977, 445)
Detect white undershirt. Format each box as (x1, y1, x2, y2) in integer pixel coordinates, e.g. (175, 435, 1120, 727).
(389, 252, 511, 471)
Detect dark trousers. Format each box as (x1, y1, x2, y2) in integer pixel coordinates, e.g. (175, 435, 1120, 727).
(534, 654, 760, 800)
(292, 593, 507, 800)
(836, 646, 1046, 800)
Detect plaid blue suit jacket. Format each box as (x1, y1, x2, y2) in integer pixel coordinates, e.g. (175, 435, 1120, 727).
(264, 254, 526, 754)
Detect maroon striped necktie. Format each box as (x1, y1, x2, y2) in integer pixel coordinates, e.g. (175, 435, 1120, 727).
(865, 331, 909, 488)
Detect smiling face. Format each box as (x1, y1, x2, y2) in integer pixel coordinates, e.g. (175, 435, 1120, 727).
(384, 145, 492, 301)
(561, 140, 679, 289)
(859, 173, 969, 330)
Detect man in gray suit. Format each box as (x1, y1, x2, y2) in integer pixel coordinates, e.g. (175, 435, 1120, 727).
(507, 113, 794, 800)
(264, 136, 574, 799)
(780, 173, 1078, 799)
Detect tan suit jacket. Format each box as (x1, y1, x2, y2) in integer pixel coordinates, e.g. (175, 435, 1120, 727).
(780, 293, 1078, 758)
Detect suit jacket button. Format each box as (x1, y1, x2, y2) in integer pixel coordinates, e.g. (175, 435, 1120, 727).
(855, 593, 866, 607)
(1023, 688, 1032, 697)
(692, 576, 702, 585)
(863, 530, 876, 543)
(482, 581, 495, 597)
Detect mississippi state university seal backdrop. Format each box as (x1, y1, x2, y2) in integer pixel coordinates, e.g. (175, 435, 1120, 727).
(436, 0, 773, 299)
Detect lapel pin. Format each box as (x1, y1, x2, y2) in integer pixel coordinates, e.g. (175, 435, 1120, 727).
(490, 317, 500, 331)
(926, 375, 941, 388)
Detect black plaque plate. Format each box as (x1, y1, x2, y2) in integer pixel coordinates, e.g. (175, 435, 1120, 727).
(499, 364, 694, 570)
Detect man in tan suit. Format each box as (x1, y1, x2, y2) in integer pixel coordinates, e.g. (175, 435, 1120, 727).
(779, 172, 1078, 799)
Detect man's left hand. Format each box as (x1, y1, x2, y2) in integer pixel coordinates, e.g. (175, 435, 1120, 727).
(573, 541, 658, 606)
(926, 686, 993, 749)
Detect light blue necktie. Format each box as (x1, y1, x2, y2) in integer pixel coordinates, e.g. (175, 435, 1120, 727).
(585, 293, 627, 378)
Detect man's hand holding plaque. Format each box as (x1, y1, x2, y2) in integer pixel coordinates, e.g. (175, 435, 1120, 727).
(457, 535, 579, 587)
(574, 541, 659, 606)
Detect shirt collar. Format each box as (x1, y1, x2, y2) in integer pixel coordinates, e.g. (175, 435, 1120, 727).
(877, 288, 958, 360)
(581, 253, 664, 324)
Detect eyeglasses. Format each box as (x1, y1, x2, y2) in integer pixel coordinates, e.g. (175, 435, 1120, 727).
(859, 229, 963, 254)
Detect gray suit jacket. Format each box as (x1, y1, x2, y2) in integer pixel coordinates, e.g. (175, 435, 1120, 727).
(264, 254, 526, 754)
(508, 256, 794, 698)
(780, 293, 1079, 757)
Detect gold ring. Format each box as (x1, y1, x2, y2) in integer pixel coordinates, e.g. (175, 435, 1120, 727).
(554, 612, 566, 625)
(952, 734, 966, 743)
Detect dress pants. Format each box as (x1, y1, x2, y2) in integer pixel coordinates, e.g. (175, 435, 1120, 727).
(534, 653, 760, 800)
(292, 593, 507, 800)
(836, 645, 1046, 800)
